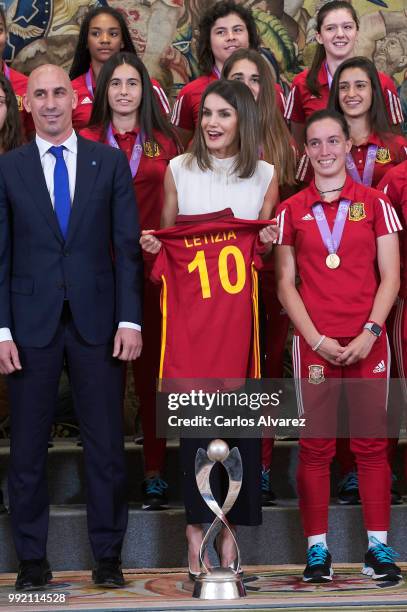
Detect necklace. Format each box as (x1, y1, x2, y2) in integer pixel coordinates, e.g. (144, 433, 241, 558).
(316, 183, 345, 195)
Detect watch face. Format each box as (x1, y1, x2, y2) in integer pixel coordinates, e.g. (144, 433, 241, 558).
(371, 323, 382, 336)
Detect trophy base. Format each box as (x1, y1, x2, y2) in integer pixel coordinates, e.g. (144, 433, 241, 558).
(192, 567, 246, 600)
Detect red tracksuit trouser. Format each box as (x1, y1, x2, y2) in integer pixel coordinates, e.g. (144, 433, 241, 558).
(293, 333, 391, 536)
(132, 278, 166, 473)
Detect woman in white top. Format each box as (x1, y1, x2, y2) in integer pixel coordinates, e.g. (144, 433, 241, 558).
(142, 79, 278, 577)
(161, 79, 278, 226)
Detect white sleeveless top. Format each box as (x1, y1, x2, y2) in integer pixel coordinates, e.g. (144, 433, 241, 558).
(169, 153, 274, 220)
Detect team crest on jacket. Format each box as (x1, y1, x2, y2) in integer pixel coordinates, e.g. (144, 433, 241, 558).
(308, 365, 325, 384)
(375, 147, 391, 164)
(348, 202, 366, 222)
(143, 141, 161, 157)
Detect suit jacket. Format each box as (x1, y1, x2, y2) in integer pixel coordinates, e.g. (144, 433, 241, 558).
(0, 135, 143, 347)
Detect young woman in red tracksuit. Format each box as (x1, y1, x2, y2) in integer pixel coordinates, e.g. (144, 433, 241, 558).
(80, 52, 179, 511)
(295, 57, 407, 502)
(327, 56, 407, 502)
(171, 0, 285, 148)
(284, 1, 402, 153)
(223, 47, 298, 504)
(275, 109, 401, 583)
(295, 58, 407, 502)
(377, 163, 407, 496)
(297, 57, 407, 190)
(329, 57, 407, 188)
(69, 6, 170, 131)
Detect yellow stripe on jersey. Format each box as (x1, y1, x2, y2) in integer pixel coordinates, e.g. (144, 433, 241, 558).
(158, 274, 168, 389)
(251, 264, 261, 379)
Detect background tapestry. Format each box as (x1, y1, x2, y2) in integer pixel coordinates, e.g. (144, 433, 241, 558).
(2, 0, 407, 125)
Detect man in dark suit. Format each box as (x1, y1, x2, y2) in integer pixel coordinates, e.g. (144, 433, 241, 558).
(0, 65, 143, 590)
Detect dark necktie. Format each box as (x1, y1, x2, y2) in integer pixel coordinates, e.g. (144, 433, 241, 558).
(49, 145, 71, 239)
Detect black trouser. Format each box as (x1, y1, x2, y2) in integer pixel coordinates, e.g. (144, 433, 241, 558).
(8, 304, 128, 561)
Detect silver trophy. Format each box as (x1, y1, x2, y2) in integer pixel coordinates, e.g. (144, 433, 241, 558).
(193, 439, 246, 600)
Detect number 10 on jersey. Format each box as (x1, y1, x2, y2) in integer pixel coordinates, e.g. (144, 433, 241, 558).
(188, 246, 246, 299)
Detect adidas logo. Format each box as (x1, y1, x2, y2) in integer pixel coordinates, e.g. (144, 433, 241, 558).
(373, 360, 385, 373)
(81, 96, 92, 104)
(302, 213, 314, 221)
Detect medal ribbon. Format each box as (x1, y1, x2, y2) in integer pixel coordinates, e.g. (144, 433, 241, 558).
(107, 123, 144, 178)
(212, 65, 221, 79)
(312, 198, 351, 256)
(325, 62, 333, 89)
(3, 63, 10, 79)
(345, 144, 378, 187)
(85, 67, 94, 98)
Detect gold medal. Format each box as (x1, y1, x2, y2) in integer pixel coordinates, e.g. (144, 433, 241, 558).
(326, 253, 340, 269)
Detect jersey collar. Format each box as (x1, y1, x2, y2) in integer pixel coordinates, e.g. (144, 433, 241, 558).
(307, 174, 356, 208)
(176, 208, 234, 225)
(112, 125, 139, 138)
(351, 132, 383, 148)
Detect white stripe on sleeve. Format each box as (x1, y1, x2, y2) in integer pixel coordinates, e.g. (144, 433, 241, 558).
(277, 209, 286, 244)
(292, 335, 304, 417)
(386, 202, 402, 231)
(174, 95, 184, 126)
(153, 84, 170, 114)
(300, 156, 309, 182)
(379, 198, 392, 233)
(279, 91, 286, 114)
(387, 91, 397, 125)
(296, 154, 306, 181)
(170, 99, 178, 124)
(398, 98, 404, 123)
(394, 93, 403, 123)
(285, 87, 295, 120)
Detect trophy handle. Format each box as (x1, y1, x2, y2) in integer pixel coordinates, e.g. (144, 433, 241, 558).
(195, 446, 243, 574)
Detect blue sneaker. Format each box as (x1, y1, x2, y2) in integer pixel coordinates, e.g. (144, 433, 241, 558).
(141, 476, 169, 510)
(303, 543, 333, 583)
(362, 537, 402, 581)
(337, 471, 360, 505)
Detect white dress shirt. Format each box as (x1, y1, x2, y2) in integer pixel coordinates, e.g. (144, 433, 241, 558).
(0, 130, 140, 342)
(36, 131, 77, 207)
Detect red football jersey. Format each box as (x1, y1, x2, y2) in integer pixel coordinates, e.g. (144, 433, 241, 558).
(150, 209, 272, 380)
(80, 125, 177, 230)
(296, 132, 407, 187)
(285, 63, 403, 126)
(80, 124, 177, 276)
(171, 73, 218, 132)
(71, 71, 170, 131)
(377, 161, 407, 298)
(276, 175, 402, 337)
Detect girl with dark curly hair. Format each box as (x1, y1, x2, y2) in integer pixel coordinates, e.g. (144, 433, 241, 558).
(70, 6, 170, 130)
(171, 0, 285, 147)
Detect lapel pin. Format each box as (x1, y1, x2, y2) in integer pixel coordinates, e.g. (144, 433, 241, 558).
(92, 161, 96, 166)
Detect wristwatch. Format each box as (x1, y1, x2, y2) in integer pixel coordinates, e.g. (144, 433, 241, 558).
(364, 321, 382, 337)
